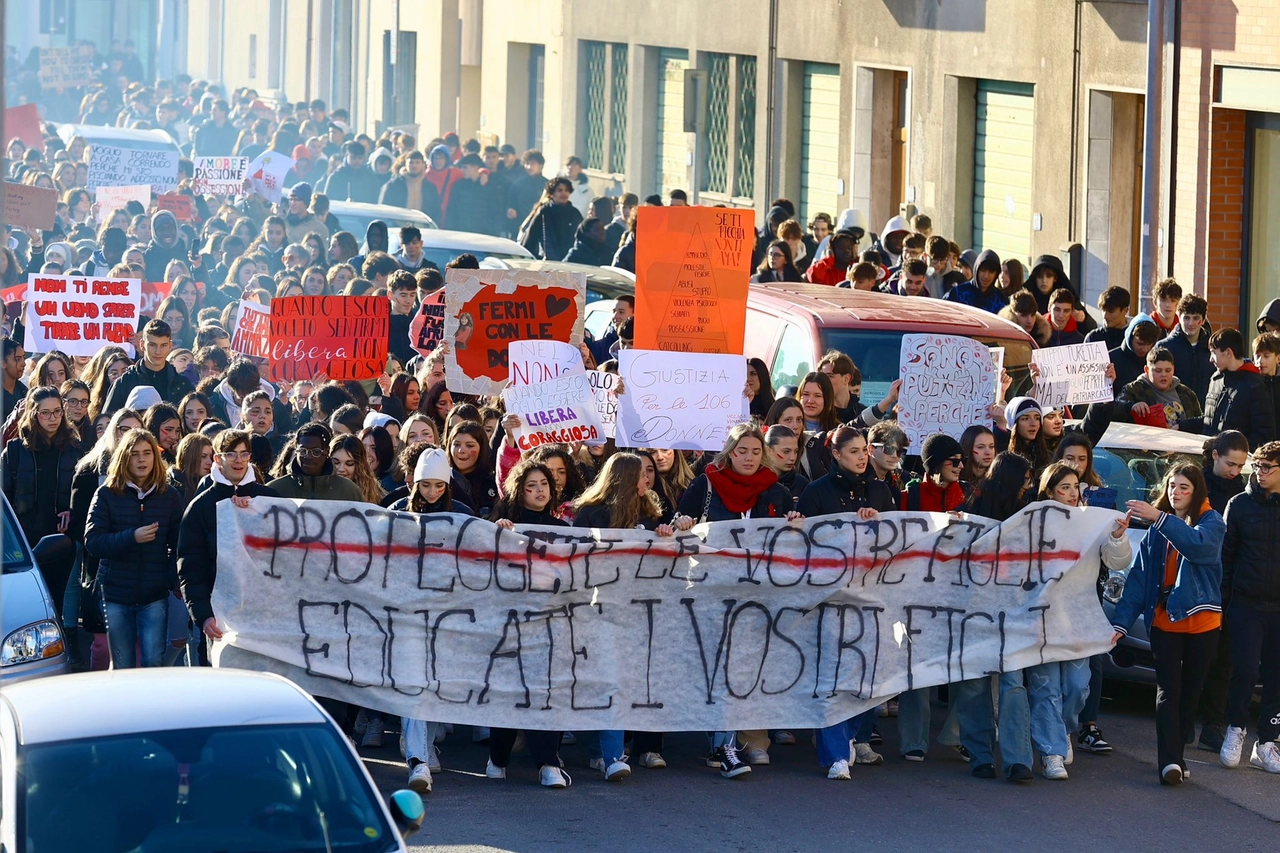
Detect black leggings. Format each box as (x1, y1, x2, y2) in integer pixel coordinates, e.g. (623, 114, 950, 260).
(489, 728, 561, 768)
(1150, 626, 1219, 775)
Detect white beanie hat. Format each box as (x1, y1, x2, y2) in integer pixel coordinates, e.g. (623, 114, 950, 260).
(364, 411, 400, 430)
(412, 448, 452, 484)
(1004, 396, 1043, 431)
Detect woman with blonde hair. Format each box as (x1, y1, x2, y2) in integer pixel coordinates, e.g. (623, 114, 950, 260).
(85, 428, 185, 668)
(329, 434, 385, 503)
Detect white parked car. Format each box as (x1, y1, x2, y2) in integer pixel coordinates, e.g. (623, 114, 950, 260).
(0, 669, 423, 852)
(1, 494, 71, 685)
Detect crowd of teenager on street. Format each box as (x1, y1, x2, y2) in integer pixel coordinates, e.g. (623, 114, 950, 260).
(3, 70, 1279, 799)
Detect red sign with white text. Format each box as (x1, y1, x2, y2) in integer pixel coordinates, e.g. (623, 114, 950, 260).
(268, 296, 389, 382)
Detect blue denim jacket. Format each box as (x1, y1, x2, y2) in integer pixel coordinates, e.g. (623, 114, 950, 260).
(1111, 509, 1225, 636)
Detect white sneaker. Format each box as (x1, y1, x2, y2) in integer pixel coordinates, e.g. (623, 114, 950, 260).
(743, 747, 770, 765)
(1042, 755, 1068, 780)
(485, 759, 506, 779)
(854, 742, 885, 765)
(638, 752, 667, 769)
(1221, 726, 1247, 768)
(540, 766, 571, 788)
(827, 759, 851, 780)
(408, 762, 433, 794)
(427, 744, 441, 773)
(360, 725, 383, 749)
(1065, 742, 1074, 766)
(588, 756, 606, 772)
(1250, 741, 1280, 773)
(353, 708, 369, 737)
(604, 760, 631, 781)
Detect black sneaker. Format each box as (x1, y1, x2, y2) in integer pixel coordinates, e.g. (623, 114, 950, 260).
(718, 744, 751, 778)
(870, 725, 883, 745)
(1007, 763, 1033, 783)
(971, 763, 996, 779)
(1077, 724, 1113, 754)
(904, 749, 925, 762)
(1197, 724, 1225, 752)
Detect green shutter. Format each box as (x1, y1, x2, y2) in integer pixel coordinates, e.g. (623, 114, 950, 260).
(973, 80, 1035, 264)
(801, 63, 841, 226)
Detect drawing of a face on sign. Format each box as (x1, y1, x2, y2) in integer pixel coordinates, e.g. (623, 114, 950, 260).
(443, 269, 587, 396)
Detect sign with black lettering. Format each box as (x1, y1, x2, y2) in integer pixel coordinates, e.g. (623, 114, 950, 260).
(212, 499, 1119, 730)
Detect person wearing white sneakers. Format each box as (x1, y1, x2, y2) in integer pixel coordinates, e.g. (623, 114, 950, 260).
(1112, 463, 1225, 786)
(1219, 440, 1280, 774)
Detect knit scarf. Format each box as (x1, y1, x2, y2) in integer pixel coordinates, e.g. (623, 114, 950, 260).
(704, 462, 778, 514)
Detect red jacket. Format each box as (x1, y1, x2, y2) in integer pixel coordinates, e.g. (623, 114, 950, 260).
(805, 255, 849, 286)
(900, 478, 968, 512)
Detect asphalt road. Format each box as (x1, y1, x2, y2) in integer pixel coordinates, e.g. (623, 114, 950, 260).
(361, 683, 1279, 853)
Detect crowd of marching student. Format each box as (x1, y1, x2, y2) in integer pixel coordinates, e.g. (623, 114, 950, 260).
(3, 112, 1280, 798)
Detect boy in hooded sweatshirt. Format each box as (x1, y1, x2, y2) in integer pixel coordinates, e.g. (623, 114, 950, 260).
(1181, 329, 1276, 449)
(143, 210, 188, 282)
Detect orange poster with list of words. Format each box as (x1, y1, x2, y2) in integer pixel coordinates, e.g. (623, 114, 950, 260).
(633, 206, 754, 355)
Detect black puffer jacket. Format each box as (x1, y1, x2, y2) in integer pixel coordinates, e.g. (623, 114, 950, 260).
(1222, 480, 1280, 612)
(796, 464, 896, 517)
(1, 438, 78, 541)
(1203, 465, 1245, 516)
(177, 472, 279, 624)
(573, 502, 663, 531)
(1182, 365, 1276, 449)
(85, 481, 185, 606)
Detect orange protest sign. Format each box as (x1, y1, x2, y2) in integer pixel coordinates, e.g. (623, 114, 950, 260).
(633, 206, 754, 355)
(157, 193, 195, 221)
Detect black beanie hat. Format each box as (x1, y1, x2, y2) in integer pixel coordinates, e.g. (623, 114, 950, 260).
(922, 433, 964, 474)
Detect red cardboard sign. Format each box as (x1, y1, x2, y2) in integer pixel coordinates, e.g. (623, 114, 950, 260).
(4, 104, 45, 152)
(268, 296, 389, 382)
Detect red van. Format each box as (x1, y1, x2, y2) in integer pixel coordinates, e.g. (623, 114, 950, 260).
(745, 284, 1035, 401)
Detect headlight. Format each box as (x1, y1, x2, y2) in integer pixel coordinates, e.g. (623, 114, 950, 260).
(1102, 571, 1127, 604)
(1, 621, 65, 667)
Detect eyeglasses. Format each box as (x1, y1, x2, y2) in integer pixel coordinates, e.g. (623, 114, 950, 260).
(217, 450, 253, 462)
(64, 398, 89, 408)
(1254, 461, 1279, 475)
(296, 447, 328, 458)
(872, 443, 906, 457)
(35, 408, 63, 419)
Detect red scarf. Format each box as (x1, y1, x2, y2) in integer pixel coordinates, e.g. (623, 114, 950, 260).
(705, 462, 779, 514)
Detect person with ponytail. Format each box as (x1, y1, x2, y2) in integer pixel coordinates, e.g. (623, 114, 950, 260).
(764, 424, 809, 506)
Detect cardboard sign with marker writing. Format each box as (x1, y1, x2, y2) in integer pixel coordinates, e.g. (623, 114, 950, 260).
(22, 274, 141, 357)
(3, 183, 58, 231)
(443, 268, 586, 396)
(232, 299, 271, 358)
(634, 206, 754, 355)
(897, 333, 997, 446)
(88, 144, 180, 194)
(157, 193, 195, 221)
(408, 290, 446, 358)
(192, 156, 250, 196)
(38, 45, 94, 89)
(268, 296, 389, 382)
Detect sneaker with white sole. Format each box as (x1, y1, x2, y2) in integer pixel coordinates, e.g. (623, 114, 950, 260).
(605, 760, 631, 781)
(1065, 742, 1074, 766)
(1250, 741, 1280, 773)
(485, 760, 506, 779)
(827, 759, 851, 780)
(773, 731, 796, 745)
(1220, 726, 1247, 768)
(540, 766, 571, 788)
(361, 721, 384, 749)
(854, 742, 885, 765)
(408, 762, 433, 794)
(638, 752, 667, 769)
(718, 744, 751, 778)
(1077, 724, 1113, 754)
(743, 747, 770, 765)
(427, 745, 441, 773)
(588, 757, 606, 773)
(353, 709, 369, 737)
(1042, 755, 1068, 780)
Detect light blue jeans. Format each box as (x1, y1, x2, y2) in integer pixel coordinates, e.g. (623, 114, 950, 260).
(954, 672, 1034, 771)
(104, 598, 168, 668)
(1027, 659, 1091, 756)
(897, 687, 933, 754)
(402, 719, 442, 764)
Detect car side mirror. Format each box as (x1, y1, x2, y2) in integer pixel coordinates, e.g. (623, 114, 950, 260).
(32, 533, 75, 565)
(387, 789, 424, 839)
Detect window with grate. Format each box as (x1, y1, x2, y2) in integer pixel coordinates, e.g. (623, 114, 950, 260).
(582, 41, 608, 170)
(704, 54, 731, 194)
(735, 55, 757, 198)
(609, 45, 629, 173)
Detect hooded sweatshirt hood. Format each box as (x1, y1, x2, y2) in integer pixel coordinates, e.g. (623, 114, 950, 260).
(364, 219, 388, 253)
(210, 460, 258, 487)
(878, 215, 911, 265)
(150, 209, 179, 250)
(1257, 298, 1280, 334)
(835, 208, 869, 235)
(972, 249, 1002, 291)
(1027, 254, 1072, 312)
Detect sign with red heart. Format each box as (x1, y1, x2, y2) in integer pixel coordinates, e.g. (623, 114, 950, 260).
(442, 268, 586, 396)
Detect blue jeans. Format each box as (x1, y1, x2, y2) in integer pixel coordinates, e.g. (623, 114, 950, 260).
(817, 720, 851, 765)
(402, 719, 442, 764)
(1059, 657, 1092, 736)
(897, 687, 932, 754)
(954, 672, 1034, 772)
(1027, 661, 1079, 757)
(104, 599, 168, 668)
(1082, 655, 1105, 724)
(590, 730, 626, 764)
(708, 731, 737, 750)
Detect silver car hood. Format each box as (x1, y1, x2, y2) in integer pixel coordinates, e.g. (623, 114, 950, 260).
(1, 568, 58, 637)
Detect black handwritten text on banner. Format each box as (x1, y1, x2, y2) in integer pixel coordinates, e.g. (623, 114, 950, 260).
(213, 499, 1119, 730)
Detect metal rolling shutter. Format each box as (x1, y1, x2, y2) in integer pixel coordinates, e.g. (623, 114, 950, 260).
(801, 63, 841, 225)
(656, 49, 689, 197)
(973, 80, 1035, 264)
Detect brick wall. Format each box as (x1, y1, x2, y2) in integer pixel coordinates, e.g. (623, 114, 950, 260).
(1205, 108, 1245, 332)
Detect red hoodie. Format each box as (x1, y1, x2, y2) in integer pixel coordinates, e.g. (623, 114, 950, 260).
(806, 255, 849, 286)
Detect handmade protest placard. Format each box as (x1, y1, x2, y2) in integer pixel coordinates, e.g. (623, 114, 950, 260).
(588, 370, 620, 439)
(88, 144, 180, 194)
(634, 206, 754, 355)
(507, 339, 586, 387)
(1032, 341, 1113, 409)
(268, 296, 389, 382)
(93, 184, 151, 216)
(502, 373, 605, 451)
(3, 183, 58, 231)
(897, 333, 997, 447)
(157, 193, 195, 221)
(443, 268, 586, 396)
(22, 274, 141, 357)
(247, 151, 295, 203)
(408, 290, 447, 358)
(4, 104, 44, 151)
(140, 281, 174, 319)
(38, 45, 94, 89)
(616, 350, 749, 451)
(231, 299, 270, 358)
(214, 498, 1120, 730)
(192, 156, 249, 196)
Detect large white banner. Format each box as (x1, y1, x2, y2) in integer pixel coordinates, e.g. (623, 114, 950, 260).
(212, 498, 1120, 730)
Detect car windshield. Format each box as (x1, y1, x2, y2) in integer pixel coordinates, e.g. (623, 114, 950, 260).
(20, 723, 398, 853)
(819, 328, 1034, 406)
(421, 248, 527, 270)
(1092, 445, 1203, 518)
(3, 502, 33, 574)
